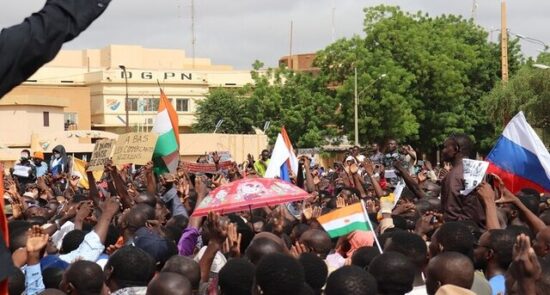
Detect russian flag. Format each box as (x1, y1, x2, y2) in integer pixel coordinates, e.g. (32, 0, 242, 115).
(265, 128, 299, 182)
(486, 112, 550, 193)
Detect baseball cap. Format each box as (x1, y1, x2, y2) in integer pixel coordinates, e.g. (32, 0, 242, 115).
(33, 151, 44, 160)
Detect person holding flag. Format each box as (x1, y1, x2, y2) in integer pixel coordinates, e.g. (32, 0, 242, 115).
(264, 127, 299, 182)
(152, 88, 187, 218)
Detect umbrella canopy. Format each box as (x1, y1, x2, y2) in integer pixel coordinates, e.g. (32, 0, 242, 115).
(192, 178, 309, 217)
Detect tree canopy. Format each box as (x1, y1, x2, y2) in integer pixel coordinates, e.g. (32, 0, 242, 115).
(194, 5, 525, 151)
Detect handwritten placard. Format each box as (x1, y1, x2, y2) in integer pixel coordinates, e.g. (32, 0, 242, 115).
(112, 133, 158, 166)
(87, 139, 115, 171)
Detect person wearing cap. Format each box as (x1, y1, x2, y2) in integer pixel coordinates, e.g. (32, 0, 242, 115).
(32, 152, 49, 178)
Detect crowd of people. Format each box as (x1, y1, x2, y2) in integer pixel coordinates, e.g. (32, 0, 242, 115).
(2, 1, 550, 294)
(1, 133, 549, 295)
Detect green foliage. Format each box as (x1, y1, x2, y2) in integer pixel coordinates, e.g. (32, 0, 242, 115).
(194, 5, 526, 152)
(482, 58, 550, 135)
(316, 5, 521, 152)
(246, 65, 340, 147)
(192, 88, 254, 134)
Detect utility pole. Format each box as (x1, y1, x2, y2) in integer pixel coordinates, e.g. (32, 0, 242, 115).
(501, 0, 509, 82)
(119, 65, 129, 133)
(471, 0, 478, 22)
(191, 0, 196, 69)
(354, 67, 358, 146)
(289, 20, 293, 70)
(331, 3, 336, 42)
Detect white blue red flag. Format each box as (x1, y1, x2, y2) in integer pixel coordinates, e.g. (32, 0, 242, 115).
(265, 127, 299, 182)
(486, 112, 550, 193)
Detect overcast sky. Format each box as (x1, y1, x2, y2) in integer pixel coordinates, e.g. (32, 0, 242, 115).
(1, 0, 548, 69)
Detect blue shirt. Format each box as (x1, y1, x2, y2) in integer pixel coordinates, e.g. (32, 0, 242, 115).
(489, 274, 505, 295)
(25, 263, 45, 295)
(35, 162, 48, 177)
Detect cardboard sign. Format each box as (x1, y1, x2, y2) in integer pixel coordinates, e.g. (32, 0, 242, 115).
(460, 159, 489, 196)
(87, 139, 115, 171)
(112, 133, 158, 166)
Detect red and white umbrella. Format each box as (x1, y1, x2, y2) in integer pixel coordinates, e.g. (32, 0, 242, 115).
(191, 178, 309, 217)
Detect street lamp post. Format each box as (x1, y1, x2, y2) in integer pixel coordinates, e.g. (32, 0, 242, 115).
(354, 69, 387, 146)
(514, 33, 549, 52)
(119, 65, 129, 132)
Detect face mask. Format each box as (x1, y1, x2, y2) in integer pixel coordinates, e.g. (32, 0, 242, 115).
(20, 153, 29, 160)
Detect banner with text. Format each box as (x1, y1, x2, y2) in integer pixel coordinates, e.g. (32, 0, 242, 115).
(112, 133, 158, 166)
(87, 139, 115, 171)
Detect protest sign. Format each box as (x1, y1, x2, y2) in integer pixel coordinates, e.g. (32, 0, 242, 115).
(460, 159, 489, 195)
(180, 161, 233, 174)
(87, 139, 115, 171)
(112, 133, 158, 166)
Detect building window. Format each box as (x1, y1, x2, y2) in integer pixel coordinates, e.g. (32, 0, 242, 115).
(176, 98, 189, 112)
(64, 113, 78, 130)
(128, 98, 139, 111)
(145, 98, 159, 111)
(43, 112, 49, 127)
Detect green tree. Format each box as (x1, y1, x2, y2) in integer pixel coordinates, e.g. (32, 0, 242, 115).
(192, 88, 254, 134)
(315, 5, 521, 152)
(482, 57, 550, 141)
(245, 62, 340, 147)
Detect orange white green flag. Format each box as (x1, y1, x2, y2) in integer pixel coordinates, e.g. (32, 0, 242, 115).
(152, 89, 180, 174)
(317, 202, 371, 238)
(317, 201, 382, 252)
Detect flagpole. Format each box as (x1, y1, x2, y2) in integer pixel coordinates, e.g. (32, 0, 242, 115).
(360, 200, 383, 253)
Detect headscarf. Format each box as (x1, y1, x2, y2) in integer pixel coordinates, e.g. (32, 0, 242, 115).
(346, 230, 374, 258)
(50, 145, 69, 175)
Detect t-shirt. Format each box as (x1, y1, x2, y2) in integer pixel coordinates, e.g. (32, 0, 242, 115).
(254, 160, 270, 176)
(471, 271, 492, 295)
(489, 274, 505, 295)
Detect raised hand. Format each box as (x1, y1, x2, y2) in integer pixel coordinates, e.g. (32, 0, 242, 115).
(224, 223, 241, 257)
(207, 212, 229, 244)
(363, 160, 375, 176)
(415, 211, 442, 237)
(336, 197, 346, 208)
(212, 151, 221, 164)
(508, 233, 541, 295)
(495, 186, 519, 205)
(476, 181, 496, 204)
(349, 163, 359, 175)
(100, 197, 122, 217)
(392, 202, 416, 215)
(302, 204, 313, 221)
(26, 225, 49, 253)
(311, 206, 322, 219)
(75, 201, 93, 222)
(69, 175, 80, 189)
(290, 241, 309, 258)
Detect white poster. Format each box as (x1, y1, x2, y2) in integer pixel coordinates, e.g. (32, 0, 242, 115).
(460, 159, 489, 196)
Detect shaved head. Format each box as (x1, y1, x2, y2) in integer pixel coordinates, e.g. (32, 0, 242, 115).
(146, 272, 191, 295)
(299, 229, 332, 259)
(245, 237, 286, 265)
(161, 256, 200, 290)
(426, 251, 474, 295)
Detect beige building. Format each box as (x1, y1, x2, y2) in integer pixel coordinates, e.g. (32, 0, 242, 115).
(0, 45, 267, 164)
